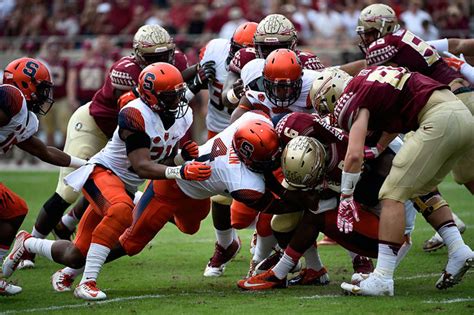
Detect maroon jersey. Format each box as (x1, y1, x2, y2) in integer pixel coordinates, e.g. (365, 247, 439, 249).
(174, 50, 189, 72)
(42, 57, 69, 99)
(74, 57, 107, 102)
(366, 29, 461, 86)
(275, 112, 347, 187)
(89, 56, 141, 138)
(334, 66, 447, 134)
(229, 47, 325, 74)
(90, 52, 189, 138)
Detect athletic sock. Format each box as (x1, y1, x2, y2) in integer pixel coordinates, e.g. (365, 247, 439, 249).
(252, 234, 277, 263)
(31, 227, 46, 239)
(63, 266, 84, 279)
(438, 220, 465, 256)
(24, 238, 54, 261)
(215, 228, 233, 249)
(272, 246, 303, 279)
(374, 242, 401, 279)
(80, 243, 110, 285)
(395, 237, 412, 268)
(303, 245, 323, 271)
(61, 211, 79, 232)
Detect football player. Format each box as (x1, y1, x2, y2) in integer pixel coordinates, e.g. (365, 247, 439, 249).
(356, 2, 473, 254)
(27, 25, 191, 268)
(2, 63, 211, 300)
(42, 111, 306, 296)
(196, 22, 258, 277)
(222, 14, 325, 111)
(317, 65, 474, 296)
(0, 57, 86, 295)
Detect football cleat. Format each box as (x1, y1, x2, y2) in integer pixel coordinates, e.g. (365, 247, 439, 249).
(16, 258, 35, 270)
(52, 221, 75, 241)
(0, 279, 22, 296)
(288, 267, 330, 286)
(246, 260, 259, 279)
(341, 271, 394, 296)
(2, 230, 31, 278)
(74, 281, 107, 300)
(203, 238, 241, 277)
(237, 269, 288, 291)
(351, 272, 369, 285)
(52, 269, 75, 292)
(253, 251, 302, 275)
(352, 255, 374, 274)
(423, 214, 466, 253)
(317, 235, 338, 246)
(436, 246, 474, 290)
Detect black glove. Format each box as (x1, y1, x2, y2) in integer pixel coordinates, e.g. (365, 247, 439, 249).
(196, 61, 216, 85)
(232, 79, 245, 98)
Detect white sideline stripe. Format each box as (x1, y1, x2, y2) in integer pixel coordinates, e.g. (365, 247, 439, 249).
(423, 297, 474, 304)
(299, 294, 341, 299)
(397, 271, 473, 280)
(0, 294, 166, 314)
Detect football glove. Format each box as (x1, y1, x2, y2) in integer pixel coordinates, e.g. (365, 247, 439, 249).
(337, 194, 360, 234)
(180, 162, 211, 181)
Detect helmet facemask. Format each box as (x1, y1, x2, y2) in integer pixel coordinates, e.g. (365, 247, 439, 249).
(146, 83, 188, 119)
(263, 76, 302, 108)
(29, 80, 54, 115)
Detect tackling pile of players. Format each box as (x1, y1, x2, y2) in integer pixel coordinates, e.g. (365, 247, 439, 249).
(1, 4, 473, 299)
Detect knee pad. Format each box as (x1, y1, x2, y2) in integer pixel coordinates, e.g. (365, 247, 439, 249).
(211, 194, 232, 205)
(271, 212, 303, 233)
(411, 190, 448, 219)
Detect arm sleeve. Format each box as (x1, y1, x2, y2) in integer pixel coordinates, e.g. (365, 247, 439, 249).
(460, 62, 474, 83)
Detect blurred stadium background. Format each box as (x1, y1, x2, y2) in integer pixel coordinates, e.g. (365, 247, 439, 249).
(0, 0, 472, 166)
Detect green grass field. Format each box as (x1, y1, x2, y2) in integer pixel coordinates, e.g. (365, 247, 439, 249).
(0, 171, 473, 314)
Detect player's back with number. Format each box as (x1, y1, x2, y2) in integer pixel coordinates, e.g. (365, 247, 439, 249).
(177, 111, 268, 199)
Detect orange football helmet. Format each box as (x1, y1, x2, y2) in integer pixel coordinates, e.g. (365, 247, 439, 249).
(263, 49, 303, 108)
(232, 119, 281, 173)
(3, 57, 54, 115)
(137, 62, 188, 118)
(227, 22, 258, 64)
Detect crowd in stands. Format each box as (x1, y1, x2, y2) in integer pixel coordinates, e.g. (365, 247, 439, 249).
(0, 0, 471, 53)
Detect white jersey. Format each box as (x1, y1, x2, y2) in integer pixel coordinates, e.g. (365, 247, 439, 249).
(200, 38, 232, 133)
(242, 61, 319, 117)
(177, 111, 268, 199)
(0, 84, 38, 154)
(91, 98, 193, 190)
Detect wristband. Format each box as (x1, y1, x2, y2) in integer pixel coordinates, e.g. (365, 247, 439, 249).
(227, 88, 240, 104)
(427, 38, 448, 53)
(173, 150, 185, 165)
(165, 166, 182, 179)
(69, 156, 87, 168)
(341, 171, 361, 196)
(185, 88, 196, 102)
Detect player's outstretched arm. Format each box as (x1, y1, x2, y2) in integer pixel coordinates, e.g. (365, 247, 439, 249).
(16, 136, 85, 168)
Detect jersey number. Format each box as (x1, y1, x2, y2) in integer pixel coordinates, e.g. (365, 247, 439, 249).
(401, 32, 440, 66)
(366, 67, 410, 90)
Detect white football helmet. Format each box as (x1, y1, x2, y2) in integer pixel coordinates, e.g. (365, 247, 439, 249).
(254, 14, 298, 58)
(133, 25, 175, 66)
(281, 136, 327, 189)
(310, 68, 352, 115)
